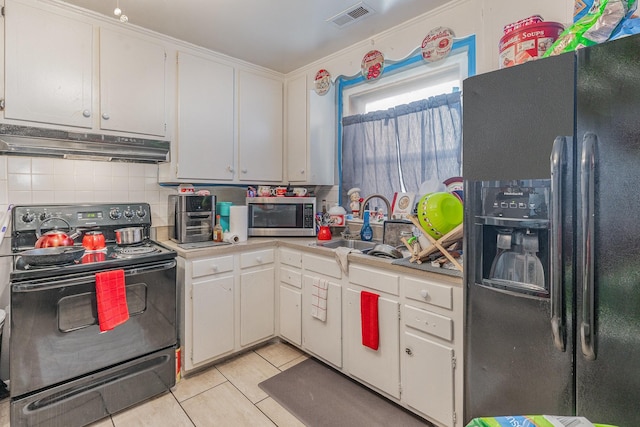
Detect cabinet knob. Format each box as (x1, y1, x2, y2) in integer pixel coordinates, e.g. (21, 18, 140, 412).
(82, 109, 91, 118)
(300, 169, 305, 174)
(241, 168, 248, 174)
(420, 290, 430, 299)
(256, 256, 263, 263)
(211, 265, 219, 272)
(102, 113, 110, 120)
(227, 166, 234, 173)
(405, 347, 413, 356)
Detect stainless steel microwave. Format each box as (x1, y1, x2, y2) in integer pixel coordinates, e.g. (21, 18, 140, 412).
(246, 197, 316, 237)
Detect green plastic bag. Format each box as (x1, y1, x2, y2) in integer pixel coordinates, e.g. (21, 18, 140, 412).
(465, 415, 618, 427)
(543, 0, 636, 56)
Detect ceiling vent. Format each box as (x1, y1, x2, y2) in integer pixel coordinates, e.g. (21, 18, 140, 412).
(327, 2, 376, 28)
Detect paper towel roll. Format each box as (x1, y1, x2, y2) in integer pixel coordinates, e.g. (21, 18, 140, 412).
(229, 205, 248, 242)
(223, 232, 239, 243)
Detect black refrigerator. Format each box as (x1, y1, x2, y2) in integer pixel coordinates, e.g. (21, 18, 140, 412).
(463, 33, 640, 426)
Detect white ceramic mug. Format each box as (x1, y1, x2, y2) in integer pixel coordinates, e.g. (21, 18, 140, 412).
(293, 187, 307, 196)
(257, 186, 271, 197)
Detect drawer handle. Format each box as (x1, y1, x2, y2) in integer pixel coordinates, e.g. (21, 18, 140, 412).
(420, 289, 430, 299)
(211, 265, 219, 272)
(256, 256, 263, 263)
(405, 347, 413, 356)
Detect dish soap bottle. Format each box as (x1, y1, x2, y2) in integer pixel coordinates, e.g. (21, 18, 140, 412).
(360, 211, 373, 241)
(213, 215, 223, 242)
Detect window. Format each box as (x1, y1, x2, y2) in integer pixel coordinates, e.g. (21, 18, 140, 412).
(336, 35, 475, 211)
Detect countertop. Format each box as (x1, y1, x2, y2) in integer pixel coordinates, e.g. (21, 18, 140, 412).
(160, 237, 463, 281)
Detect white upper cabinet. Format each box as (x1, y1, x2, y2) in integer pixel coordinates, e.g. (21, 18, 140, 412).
(285, 74, 336, 185)
(176, 52, 235, 180)
(5, 1, 93, 128)
(99, 28, 167, 137)
(4, 0, 167, 138)
(286, 75, 308, 182)
(238, 70, 283, 182)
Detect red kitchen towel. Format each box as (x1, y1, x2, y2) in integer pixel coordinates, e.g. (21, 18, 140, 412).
(95, 270, 129, 332)
(360, 291, 379, 350)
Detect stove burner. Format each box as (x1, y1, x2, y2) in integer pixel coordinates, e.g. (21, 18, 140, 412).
(114, 245, 159, 258)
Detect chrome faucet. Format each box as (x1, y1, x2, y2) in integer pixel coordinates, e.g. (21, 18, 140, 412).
(358, 194, 391, 220)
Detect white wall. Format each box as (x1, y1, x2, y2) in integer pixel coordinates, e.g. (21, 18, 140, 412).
(286, 0, 574, 81)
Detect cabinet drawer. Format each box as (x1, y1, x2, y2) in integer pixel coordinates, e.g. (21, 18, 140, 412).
(349, 265, 399, 296)
(302, 253, 341, 279)
(240, 249, 275, 269)
(404, 276, 453, 310)
(280, 266, 302, 289)
(404, 304, 453, 342)
(192, 255, 234, 278)
(280, 248, 302, 268)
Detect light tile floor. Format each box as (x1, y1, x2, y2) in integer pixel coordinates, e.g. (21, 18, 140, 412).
(0, 340, 308, 427)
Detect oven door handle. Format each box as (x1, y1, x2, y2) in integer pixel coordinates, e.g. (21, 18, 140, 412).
(12, 260, 176, 292)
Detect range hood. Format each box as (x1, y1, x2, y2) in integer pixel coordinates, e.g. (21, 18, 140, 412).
(0, 124, 170, 163)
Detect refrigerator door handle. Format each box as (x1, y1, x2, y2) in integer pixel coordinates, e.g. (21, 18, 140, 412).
(580, 132, 597, 361)
(550, 136, 566, 352)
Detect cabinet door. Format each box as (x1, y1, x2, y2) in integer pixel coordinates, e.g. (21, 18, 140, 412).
(99, 27, 166, 136)
(279, 285, 301, 346)
(308, 84, 336, 185)
(177, 52, 235, 180)
(301, 275, 342, 367)
(286, 75, 307, 182)
(191, 275, 234, 365)
(5, 1, 93, 128)
(240, 267, 275, 346)
(238, 70, 283, 182)
(402, 331, 455, 426)
(345, 287, 400, 398)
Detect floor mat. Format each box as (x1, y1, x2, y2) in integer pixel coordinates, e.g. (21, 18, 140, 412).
(258, 357, 432, 427)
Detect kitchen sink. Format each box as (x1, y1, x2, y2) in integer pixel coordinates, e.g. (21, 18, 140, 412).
(318, 239, 377, 251)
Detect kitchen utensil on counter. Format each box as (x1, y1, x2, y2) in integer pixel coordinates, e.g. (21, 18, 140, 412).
(35, 217, 81, 248)
(216, 202, 232, 232)
(82, 231, 106, 251)
(367, 243, 403, 259)
(229, 205, 248, 242)
(114, 227, 145, 245)
(317, 226, 332, 240)
(257, 186, 272, 197)
(293, 187, 308, 196)
(416, 192, 463, 239)
(328, 204, 347, 227)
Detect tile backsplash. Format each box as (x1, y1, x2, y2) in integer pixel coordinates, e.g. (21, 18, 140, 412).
(0, 156, 342, 227)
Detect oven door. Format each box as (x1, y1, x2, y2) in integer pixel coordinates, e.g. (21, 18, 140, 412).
(10, 259, 177, 397)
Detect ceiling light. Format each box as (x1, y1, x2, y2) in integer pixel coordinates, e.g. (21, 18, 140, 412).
(113, 0, 128, 23)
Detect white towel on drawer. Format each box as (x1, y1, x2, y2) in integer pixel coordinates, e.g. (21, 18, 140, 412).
(311, 277, 328, 322)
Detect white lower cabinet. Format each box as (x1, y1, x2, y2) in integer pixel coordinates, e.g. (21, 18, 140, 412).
(181, 254, 235, 372)
(240, 249, 275, 346)
(345, 263, 400, 398)
(301, 274, 342, 367)
(278, 248, 303, 346)
(345, 287, 400, 398)
(279, 285, 301, 345)
(180, 248, 276, 373)
(181, 243, 463, 426)
(301, 253, 343, 367)
(191, 275, 234, 365)
(402, 331, 455, 426)
(400, 274, 463, 427)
